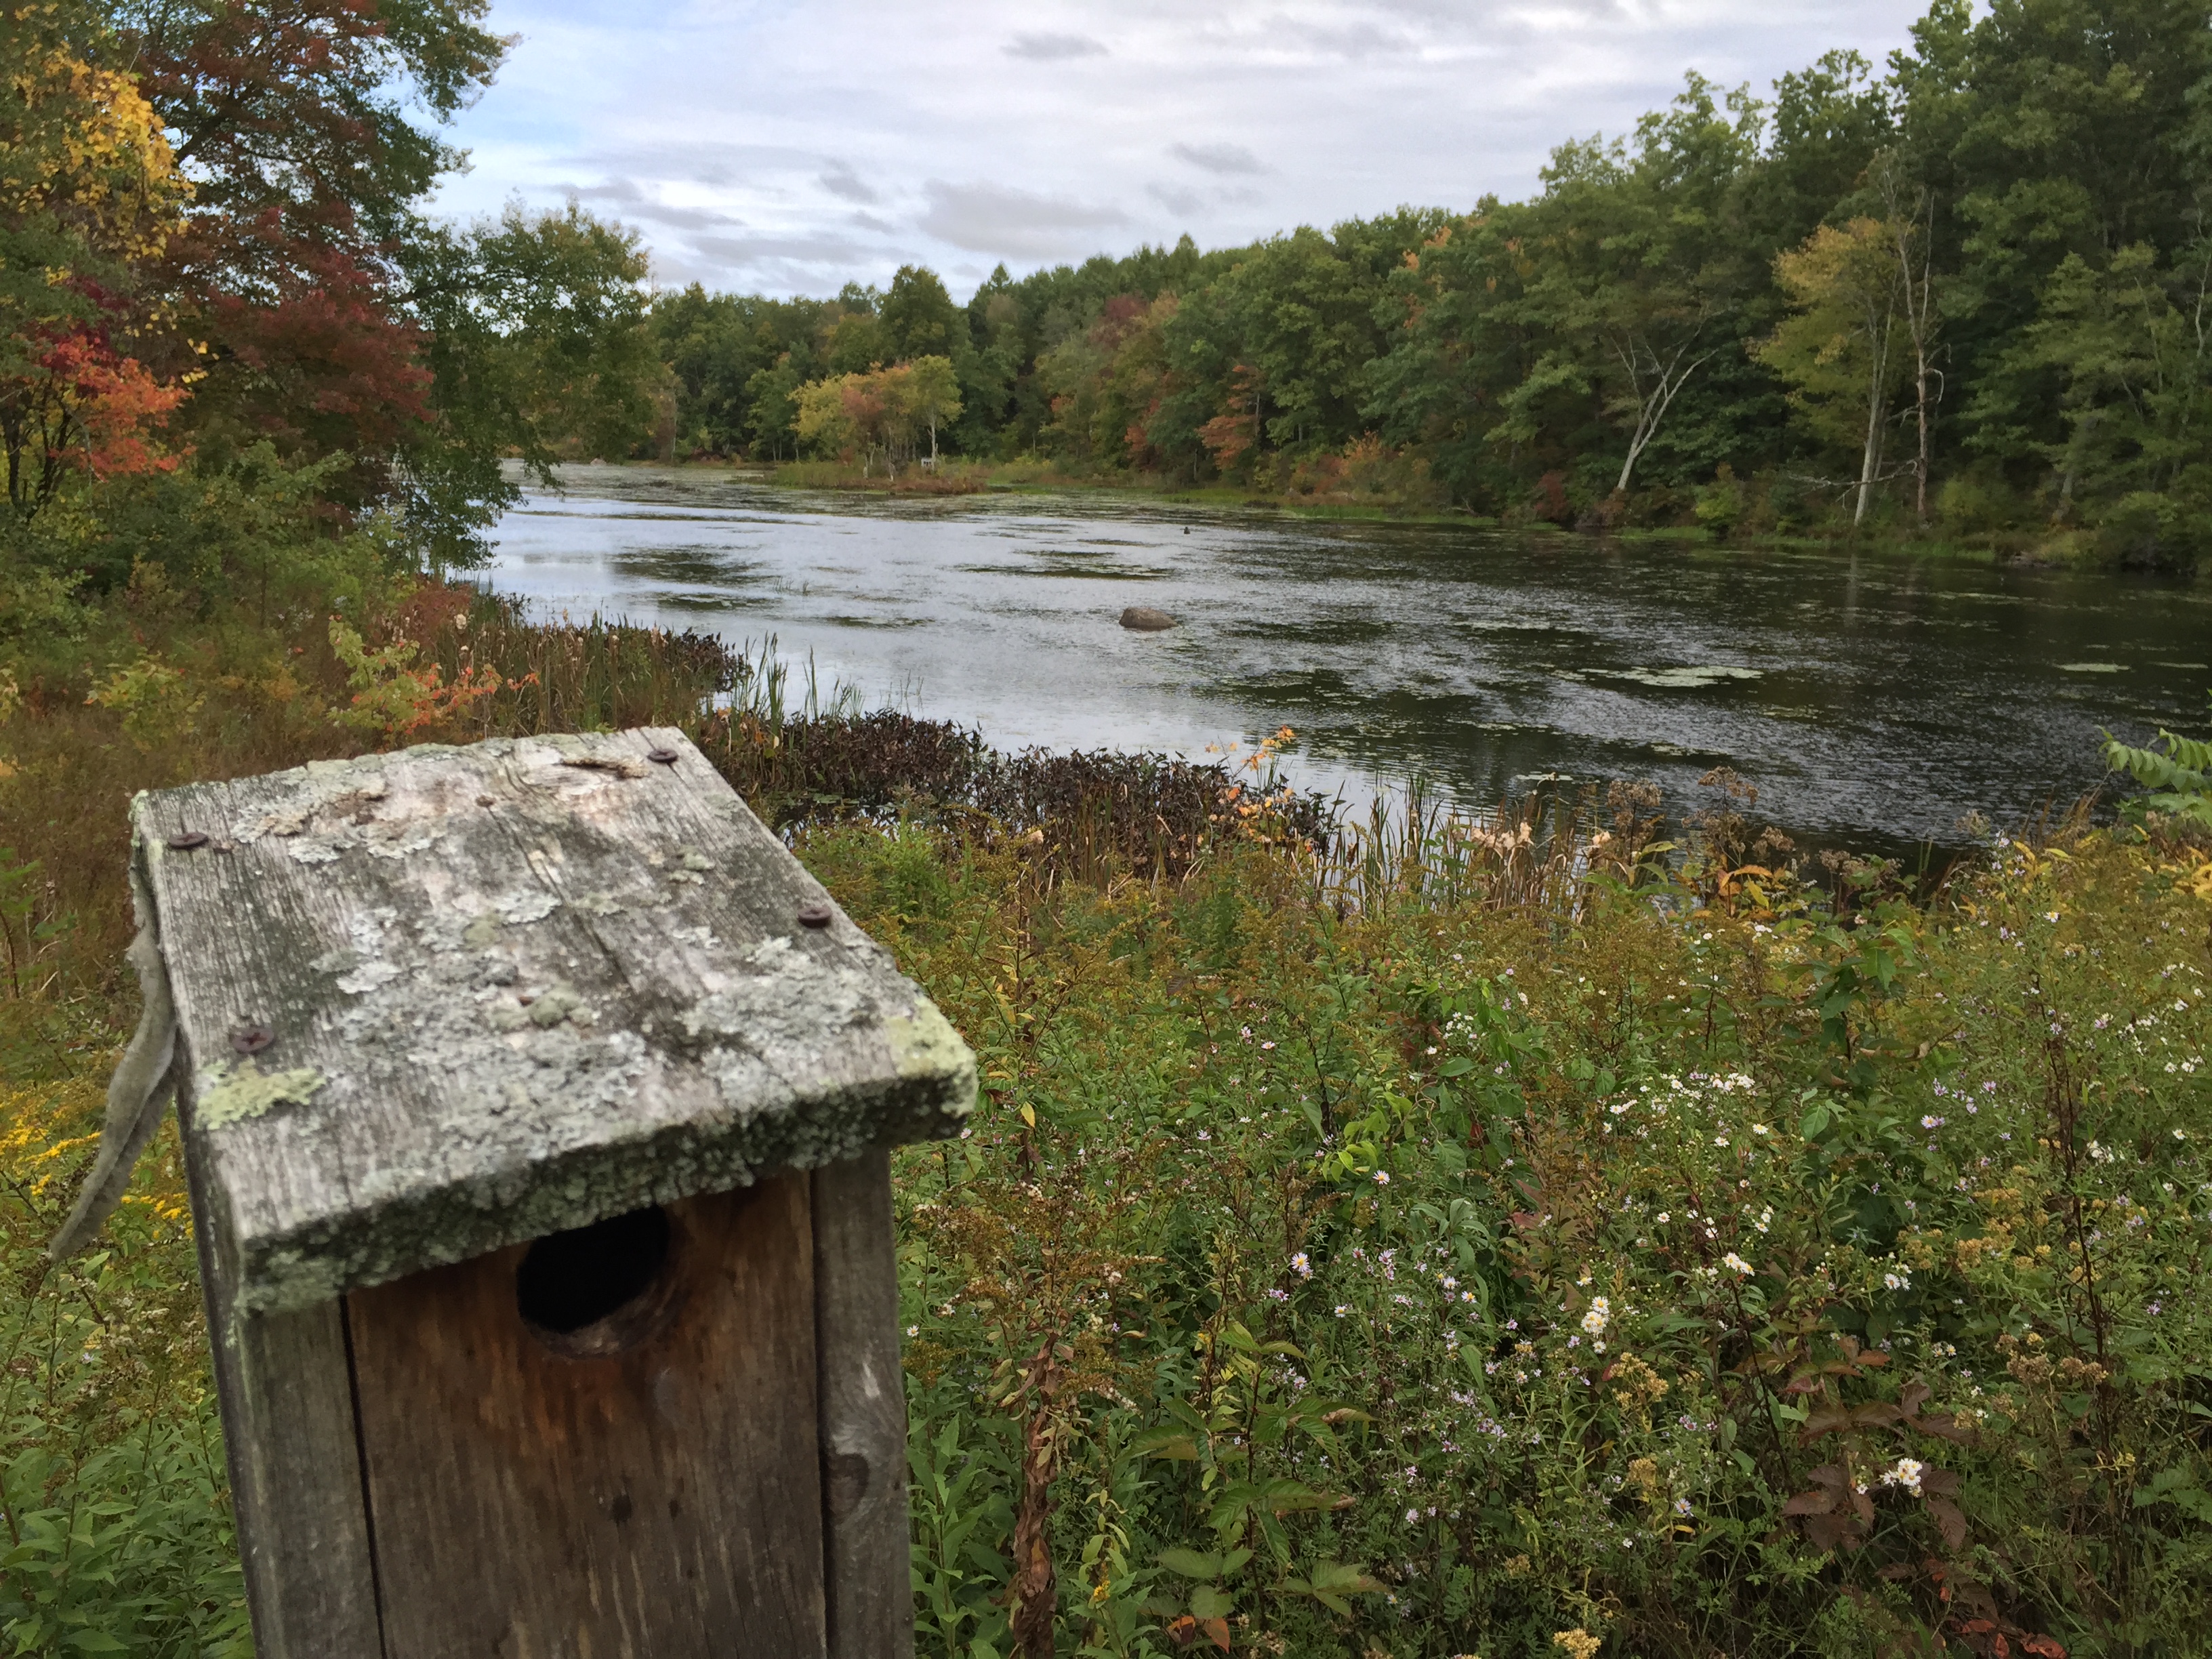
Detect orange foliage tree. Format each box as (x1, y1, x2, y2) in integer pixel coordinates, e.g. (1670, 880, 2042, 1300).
(6, 323, 187, 508)
(1197, 364, 1267, 475)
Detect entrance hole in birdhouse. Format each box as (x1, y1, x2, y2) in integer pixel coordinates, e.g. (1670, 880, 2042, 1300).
(516, 1206, 678, 1357)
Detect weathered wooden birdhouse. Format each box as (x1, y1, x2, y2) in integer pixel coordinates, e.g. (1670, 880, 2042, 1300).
(129, 728, 972, 1658)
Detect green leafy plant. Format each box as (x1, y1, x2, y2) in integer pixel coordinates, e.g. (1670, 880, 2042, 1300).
(2104, 697, 2212, 828)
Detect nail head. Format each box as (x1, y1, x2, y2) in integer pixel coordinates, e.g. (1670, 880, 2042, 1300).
(230, 1023, 274, 1055)
(796, 903, 834, 930)
(646, 747, 679, 765)
(167, 831, 209, 851)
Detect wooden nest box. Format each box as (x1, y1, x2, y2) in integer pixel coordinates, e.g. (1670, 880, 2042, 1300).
(134, 728, 973, 1658)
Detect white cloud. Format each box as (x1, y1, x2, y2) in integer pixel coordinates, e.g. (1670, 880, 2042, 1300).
(429, 0, 1933, 298)
(567, 178, 745, 232)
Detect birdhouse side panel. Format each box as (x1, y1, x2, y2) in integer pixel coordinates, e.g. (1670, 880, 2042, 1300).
(813, 1152, 915, 1659)
(180, 1107, 382, 1659)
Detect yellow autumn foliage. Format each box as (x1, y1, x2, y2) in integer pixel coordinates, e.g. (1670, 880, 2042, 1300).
(0, 2, 188, 266)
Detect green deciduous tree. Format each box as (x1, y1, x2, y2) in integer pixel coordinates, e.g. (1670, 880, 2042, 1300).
(744, 356, 804, 460)
(1938, 0, 2212, 495)
(1759, 218, 1910, 524)
(1546, 75, 1768, 496)
(901, 354, 962, 463)
(794, 357, 962, 472)
(880, 266, 963, 363)
(401, 201, 656, 567)
(2020, 240, 2212, 560)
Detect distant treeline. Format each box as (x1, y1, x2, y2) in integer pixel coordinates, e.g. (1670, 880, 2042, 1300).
(653, 0, 2212, 562)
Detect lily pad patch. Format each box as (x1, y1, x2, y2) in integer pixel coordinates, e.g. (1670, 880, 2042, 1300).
(1597, 665, 1765, 689)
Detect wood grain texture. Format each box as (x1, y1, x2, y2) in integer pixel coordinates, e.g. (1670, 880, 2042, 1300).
(131, 726, 975, 1313)
(811, 1152, 914, 1659)
(180, 1088, 382, 1659)
(346, 1176, 827, 1659)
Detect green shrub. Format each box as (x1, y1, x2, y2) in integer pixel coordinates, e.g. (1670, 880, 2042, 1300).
(1937, 477, 2017, 538)
(1693, 466, 1745, 538)
(2105, 694, 2212, 830)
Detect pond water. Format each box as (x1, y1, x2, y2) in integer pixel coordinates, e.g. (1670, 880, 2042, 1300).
(482, 465, 2212, 853)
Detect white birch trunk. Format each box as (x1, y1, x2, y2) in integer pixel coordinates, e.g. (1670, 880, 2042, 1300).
(1612, 335, 1713, 495)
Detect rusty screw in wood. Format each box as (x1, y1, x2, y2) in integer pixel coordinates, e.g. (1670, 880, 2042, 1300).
(645, 747, 679, 766)
(796, 903, 834, 930)
(167, 831, 209, 851)
(230, 1023, 274, 1056)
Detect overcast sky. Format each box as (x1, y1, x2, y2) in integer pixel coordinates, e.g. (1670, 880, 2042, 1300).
(428, 0, 1936, 302)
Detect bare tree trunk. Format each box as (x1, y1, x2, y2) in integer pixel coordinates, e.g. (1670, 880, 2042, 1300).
(1612, 335, 1715, 495)
(1913, 348, 1931, 524)
(2053, 411, 2097, 522)
(1855, 296, 1894, 527)
(1879, 169, 1941, 527)
(1855, 392, 1883, 526)
(1906, 245, 1934, 526)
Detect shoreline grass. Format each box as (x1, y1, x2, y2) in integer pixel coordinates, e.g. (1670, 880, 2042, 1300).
(568, 457, 2110, 562)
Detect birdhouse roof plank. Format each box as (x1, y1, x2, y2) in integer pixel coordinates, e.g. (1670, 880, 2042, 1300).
(134, 726, 973, 1314)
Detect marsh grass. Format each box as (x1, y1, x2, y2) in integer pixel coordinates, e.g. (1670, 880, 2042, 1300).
(823, 806, 2212, 1659)
(771, 459, 990, 493)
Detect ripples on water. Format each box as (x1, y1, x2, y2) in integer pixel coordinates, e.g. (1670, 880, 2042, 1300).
(482, 464, 2212, 853)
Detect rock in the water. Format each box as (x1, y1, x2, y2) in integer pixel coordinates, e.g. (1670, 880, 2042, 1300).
(1120, 606, 1176, 632)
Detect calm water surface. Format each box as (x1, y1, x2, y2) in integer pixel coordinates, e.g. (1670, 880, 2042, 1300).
(483, 465, 2212, 850)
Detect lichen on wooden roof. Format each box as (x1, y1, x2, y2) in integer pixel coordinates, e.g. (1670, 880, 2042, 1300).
(135, 726, 975, 1314)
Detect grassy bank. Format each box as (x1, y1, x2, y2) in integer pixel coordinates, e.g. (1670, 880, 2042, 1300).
(759, 454, 1486, 525)
(5, 579, 2211, 1656)
(703, 456, 2060, 558)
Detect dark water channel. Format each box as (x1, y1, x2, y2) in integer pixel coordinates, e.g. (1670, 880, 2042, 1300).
(483, 465, 2212, 853)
